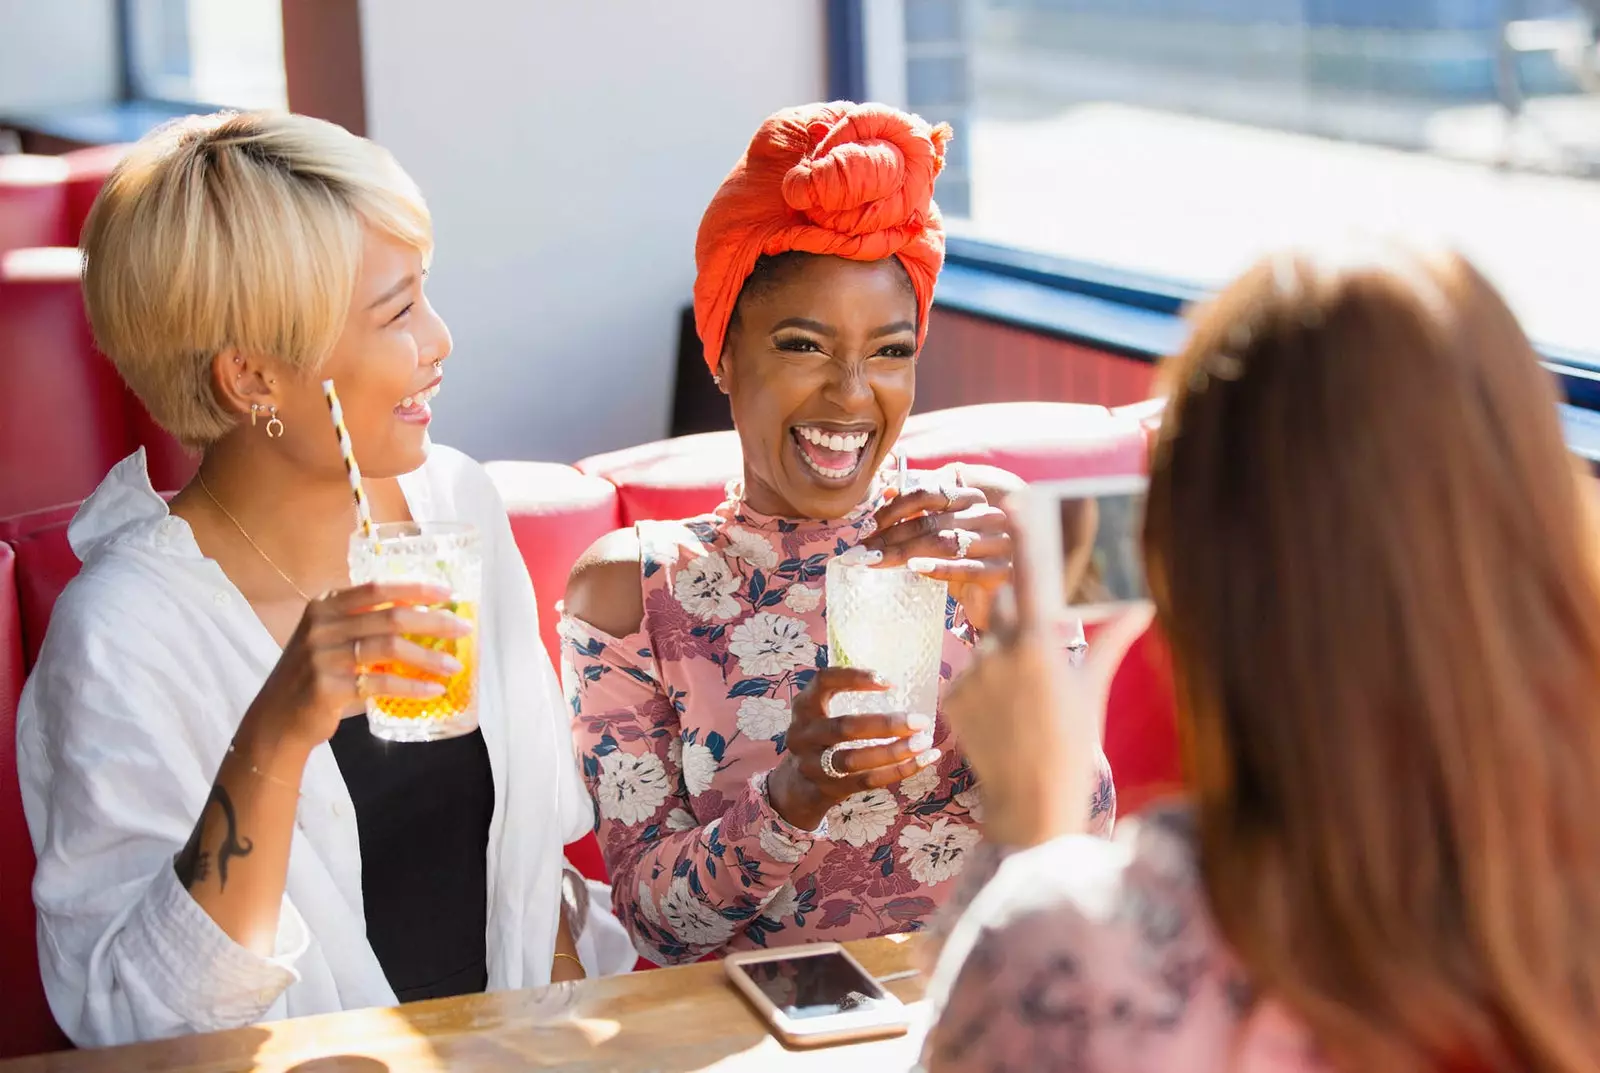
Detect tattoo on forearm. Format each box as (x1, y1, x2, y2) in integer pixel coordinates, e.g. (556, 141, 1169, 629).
(173, 786, 254, 892)
(174, 824, 205, 889)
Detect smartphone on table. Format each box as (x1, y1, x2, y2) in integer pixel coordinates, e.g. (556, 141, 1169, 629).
(724, 943, 910, 1048)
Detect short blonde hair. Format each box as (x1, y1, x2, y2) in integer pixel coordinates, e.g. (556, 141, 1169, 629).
(81, 111, 432, 446)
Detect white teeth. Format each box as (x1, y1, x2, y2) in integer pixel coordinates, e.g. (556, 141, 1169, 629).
(398, 384, 441, 411)
(797, 426, 870, 451)
(798, 452, 858, 480)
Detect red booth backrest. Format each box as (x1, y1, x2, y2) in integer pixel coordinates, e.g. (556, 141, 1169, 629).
(0, 249, 130, 518)
(0, 542, 69, 1058)
(0, 248, 194, 516)
(61, 145, 127, 248)
(483, 461, 622, 669)
(898, 401, 1148, 480)
(0, 156, 71, 254)
(575, 430, 741, 527)
(1, 506, 80, 669)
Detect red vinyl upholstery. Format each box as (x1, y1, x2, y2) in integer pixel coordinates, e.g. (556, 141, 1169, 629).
(0, 505, 80, 671)
(0, 156, 70, 255)
(0, 542, 69, 1058)
(60, 145, 126, 249)
(0, 249, 130, 518)
(484, 461, 621, 669)
(575, 430, 741, 527)
(1098, 625, 1182, 817)
(898, 401, 1148, 480)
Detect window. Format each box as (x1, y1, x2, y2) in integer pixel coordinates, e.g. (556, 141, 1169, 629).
(123, 0, 287, 110)
(864, 0, 1600, 356)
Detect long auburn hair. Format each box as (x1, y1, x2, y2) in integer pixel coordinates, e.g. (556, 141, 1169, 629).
(1142, 245, 1600, 1073)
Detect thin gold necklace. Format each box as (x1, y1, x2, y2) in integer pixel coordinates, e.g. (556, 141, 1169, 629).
(195, 469, 314, 602)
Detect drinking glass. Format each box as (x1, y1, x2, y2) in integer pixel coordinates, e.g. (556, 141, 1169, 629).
(347, 521, 482, 742)
(824, 547, 948, 724)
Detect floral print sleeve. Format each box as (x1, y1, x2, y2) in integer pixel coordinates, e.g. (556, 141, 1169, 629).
(561, 613, 822, 964)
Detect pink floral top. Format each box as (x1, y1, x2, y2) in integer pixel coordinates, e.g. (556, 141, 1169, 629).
(921, 804, 1330, 1073)
(559, 482, 1115, 964)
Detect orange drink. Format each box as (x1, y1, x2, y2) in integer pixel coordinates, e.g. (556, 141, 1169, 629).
(348, 522, 482, 742)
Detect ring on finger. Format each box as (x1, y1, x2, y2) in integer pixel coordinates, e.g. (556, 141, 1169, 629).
(953, 529, 977, 560)
(355, 671, 372, 699)
(820, 744, 847, 780)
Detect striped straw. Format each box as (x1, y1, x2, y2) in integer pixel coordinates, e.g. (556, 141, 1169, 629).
(321, 379, 374, 538)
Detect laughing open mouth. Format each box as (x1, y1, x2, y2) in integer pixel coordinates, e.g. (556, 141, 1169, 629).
(395, 378, 441, 420)
(791, 424, 875, 482)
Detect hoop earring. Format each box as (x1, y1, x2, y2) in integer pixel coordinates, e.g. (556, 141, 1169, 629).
(266, 405, 285, 439)
(250, 403, 260, 428)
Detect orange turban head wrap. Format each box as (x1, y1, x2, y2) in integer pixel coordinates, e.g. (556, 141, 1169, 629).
(694, 101, 953, 374)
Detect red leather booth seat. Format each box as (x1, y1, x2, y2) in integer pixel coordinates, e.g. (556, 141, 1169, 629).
(0, 156, 71, 254)
(0, 247, 194, 516)
(898, 401, 1147, 480)
(61, 146, 127, 248)
(484, 461, 622, 669)
(574, 403, 1150, 527)
(0, 248, 129, 517)
(0, 541, 68, 1059)
(0, 504, 81, 669)
(575, 430, 742, 527)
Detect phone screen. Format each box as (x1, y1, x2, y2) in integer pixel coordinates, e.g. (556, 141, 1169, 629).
(1022, 476, 1149, 623)
(737, 951, 892, 1021)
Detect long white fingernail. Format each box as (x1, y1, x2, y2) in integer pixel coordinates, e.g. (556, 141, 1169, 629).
(909, 731, 933, 752)
(905, 713, 932, 731)
(907, 557, 941, 575)
(916, 748, 942, 768)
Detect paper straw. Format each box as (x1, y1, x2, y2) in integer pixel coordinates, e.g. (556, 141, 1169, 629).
(321, 379, 374, 539)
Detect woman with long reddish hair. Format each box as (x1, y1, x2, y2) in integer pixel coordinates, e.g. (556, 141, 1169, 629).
(922, 244, 1600, 1072)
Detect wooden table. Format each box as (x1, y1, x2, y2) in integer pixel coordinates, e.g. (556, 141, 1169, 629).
(0, 936, 931, 1073)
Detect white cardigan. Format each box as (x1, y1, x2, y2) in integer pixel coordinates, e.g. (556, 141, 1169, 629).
(16, 446, 633, 1047)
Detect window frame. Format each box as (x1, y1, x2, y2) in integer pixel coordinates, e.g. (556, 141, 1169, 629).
(116, 0, 288, 112)
(826, 3, 1600, 436)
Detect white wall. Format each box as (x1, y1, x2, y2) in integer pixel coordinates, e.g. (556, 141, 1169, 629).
(0, 0, 119, 114)
(360, 0, 827, 463)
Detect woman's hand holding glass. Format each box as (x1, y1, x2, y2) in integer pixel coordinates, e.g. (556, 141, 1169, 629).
(941, 505, 1151, 848)
(242, 581, 473, 756)
(862, 483, 1014, 631)
(766, 668, 938, 832)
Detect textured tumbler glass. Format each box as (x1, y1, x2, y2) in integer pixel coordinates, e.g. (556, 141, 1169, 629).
(825, 547, 948, 722)
(348, 521, 482, 742)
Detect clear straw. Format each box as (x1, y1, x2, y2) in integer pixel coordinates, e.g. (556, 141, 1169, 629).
(321, 379, 375, 539)
(896, 449, 909, 496)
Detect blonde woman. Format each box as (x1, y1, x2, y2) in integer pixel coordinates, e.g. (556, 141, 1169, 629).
(15, 112, 631, 1048)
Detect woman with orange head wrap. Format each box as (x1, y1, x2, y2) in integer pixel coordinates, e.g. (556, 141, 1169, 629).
(561, 102, 1116, 963)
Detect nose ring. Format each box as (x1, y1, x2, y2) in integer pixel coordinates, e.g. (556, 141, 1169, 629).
(433, 360, 442, 373)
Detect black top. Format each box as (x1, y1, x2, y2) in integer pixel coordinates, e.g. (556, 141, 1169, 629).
(329, 718, 495, 1003)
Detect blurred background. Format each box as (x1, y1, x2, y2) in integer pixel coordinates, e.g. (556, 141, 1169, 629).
(2, 0, 1597, 465)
